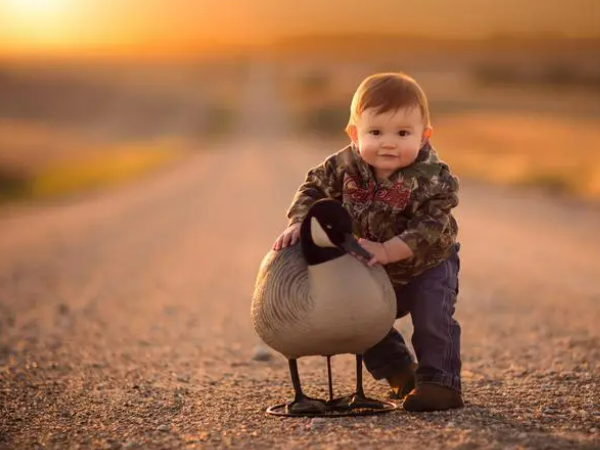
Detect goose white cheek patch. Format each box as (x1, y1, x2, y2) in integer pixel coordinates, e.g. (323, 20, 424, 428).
(310, 217, 336, 248)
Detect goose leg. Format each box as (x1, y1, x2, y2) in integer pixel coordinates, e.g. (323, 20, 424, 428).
(349, 354, 387, 409)
(286, 359, 327, 414)
(326, 355, 334, 402)
(329, 355, 387, 411)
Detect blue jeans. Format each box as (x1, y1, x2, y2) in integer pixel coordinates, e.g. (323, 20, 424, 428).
(363, 245, 462, 392)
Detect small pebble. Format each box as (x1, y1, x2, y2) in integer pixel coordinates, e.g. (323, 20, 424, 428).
(308, 418, 326, 431)
(157, 424, 170, 432)
(252, 345, 273, 362)
(175, 374, 190, 383)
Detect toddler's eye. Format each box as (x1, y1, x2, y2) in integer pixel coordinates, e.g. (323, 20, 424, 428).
(398, 130, 410, 137)
(369, 130, 380, 136)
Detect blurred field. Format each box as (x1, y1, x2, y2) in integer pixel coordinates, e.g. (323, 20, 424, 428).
(1, 36, 600, 203)
(0, 60, 244, 203)
(0, 119, 186, 202)
(435, 113, 600, 200)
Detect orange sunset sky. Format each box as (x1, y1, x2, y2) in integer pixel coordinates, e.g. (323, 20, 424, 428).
(0, 0, 598, 57)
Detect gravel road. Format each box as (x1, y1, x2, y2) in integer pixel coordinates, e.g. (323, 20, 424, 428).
(0, 137, 599, 449)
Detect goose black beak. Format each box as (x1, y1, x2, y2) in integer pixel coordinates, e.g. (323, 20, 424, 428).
(340, 233, 373, 264)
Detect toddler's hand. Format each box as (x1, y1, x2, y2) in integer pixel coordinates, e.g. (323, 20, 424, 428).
(273, 223, 301, 251)
(358, 238, 390, 267)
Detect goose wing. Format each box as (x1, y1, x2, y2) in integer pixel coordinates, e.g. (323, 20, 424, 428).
(251, 244, 313, 349)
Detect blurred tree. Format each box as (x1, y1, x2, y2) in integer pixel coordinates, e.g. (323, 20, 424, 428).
(300, 103, 348, 136)
(0, 167, 28, 201)
(540, 64, 576, 86)
(298, 70, 330, 96)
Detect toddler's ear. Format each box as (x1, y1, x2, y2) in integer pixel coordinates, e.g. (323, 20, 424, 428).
(346, 125, 358, 144)
(422, 127, 433, 143)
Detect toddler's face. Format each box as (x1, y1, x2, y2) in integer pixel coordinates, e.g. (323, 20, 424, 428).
(349, 107, 429, 179)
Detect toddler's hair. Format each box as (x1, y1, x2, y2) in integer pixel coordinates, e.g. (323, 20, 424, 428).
(346, 72, 430, 133)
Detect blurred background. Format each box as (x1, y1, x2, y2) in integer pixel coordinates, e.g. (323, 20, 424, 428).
(0, 0, 599, 203)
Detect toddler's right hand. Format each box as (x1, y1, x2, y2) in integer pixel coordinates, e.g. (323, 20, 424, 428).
(273, 223, 301, 251)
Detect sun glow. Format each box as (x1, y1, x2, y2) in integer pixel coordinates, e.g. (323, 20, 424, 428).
(3, 0, 73, 21)
(0, 0, 79, 50)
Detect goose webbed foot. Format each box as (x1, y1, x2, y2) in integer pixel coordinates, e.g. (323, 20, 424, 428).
(286, 395, 328, 414)
(327, 354, 388, 411)
(328, 392, 388, 411)
(286, 358, 328, 415)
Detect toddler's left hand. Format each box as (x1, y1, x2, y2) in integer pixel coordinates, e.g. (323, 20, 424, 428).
(358, 238, 389, 267)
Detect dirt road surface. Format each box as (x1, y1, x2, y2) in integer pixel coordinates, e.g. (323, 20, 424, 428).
(0, 137, 599, 449)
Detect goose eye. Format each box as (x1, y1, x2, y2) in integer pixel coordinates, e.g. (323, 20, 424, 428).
(325, 224, 333, 230)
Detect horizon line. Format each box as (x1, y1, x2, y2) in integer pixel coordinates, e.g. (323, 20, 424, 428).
(1, 32, 598, 62)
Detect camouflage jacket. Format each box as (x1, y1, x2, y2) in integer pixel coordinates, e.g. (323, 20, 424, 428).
(287, 142, 459, 286)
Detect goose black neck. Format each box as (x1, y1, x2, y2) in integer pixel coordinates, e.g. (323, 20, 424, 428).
(300, 216, 345, 265)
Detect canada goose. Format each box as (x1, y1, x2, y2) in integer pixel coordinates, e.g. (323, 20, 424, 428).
(251, 199, 397, 415)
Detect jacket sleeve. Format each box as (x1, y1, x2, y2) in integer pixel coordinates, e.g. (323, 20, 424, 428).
(398, 165, 459, 259)
(286, 153, 344, 226)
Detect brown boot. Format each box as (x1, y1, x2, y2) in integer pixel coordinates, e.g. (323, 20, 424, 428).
(386, 363, 417, 400)
(403, 383, 464, 412)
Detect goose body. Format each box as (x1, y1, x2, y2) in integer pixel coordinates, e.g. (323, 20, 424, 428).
(252, 243, 396, 359)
